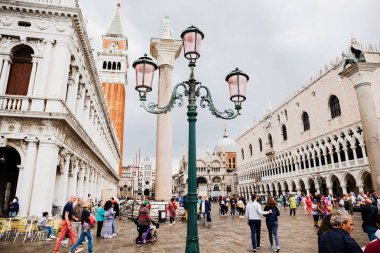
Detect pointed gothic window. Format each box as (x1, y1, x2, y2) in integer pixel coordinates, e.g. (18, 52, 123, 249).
(259, 138, 263, 152)
(103, 61, 107, 69)
(268, 134, 273, 148)
(282, 124, 287, 141)
(249, 144, 253, 156)
(117, 62, 121, 70)
(107, 62, 111, 69)
(112, 62, 116, 70)
(241, 149, 244, 160)
(302, 112, 310, 131)
(329, 95, 341, 118)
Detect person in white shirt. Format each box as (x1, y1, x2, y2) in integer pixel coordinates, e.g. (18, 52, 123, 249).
(245, 194, 271, 252)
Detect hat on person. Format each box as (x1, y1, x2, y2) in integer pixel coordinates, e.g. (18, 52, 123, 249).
(143, 201, 148, 206)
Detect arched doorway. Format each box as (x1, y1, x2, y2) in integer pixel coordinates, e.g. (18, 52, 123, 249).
(299, 179, 306, 195)
(331, 175, 342, 196)
(345, 173, 358, 193)
(144, 189, 150, 196)
(0, 146, 21, 216)
(6, 45, 34, 96)
(317, 176, 327, 195)
(284, 181, 289, 193)
(308, 178, 316, 195)
(362, 172, 373, 193)
(197, 177, 208, 197)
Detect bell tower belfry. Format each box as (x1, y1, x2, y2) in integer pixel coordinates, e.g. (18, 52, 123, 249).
(97, 0, 128, 175)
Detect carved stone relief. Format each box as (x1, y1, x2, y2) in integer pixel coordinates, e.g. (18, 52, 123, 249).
(0, 16, 15, 26)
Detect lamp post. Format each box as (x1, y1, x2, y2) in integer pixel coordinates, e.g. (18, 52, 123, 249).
(133, 25, 249, 253)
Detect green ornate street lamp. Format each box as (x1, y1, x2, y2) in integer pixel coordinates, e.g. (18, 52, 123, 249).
(133, 25, 249, 253)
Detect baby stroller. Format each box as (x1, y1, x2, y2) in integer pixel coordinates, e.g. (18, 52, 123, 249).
(135, 220, 159, 245)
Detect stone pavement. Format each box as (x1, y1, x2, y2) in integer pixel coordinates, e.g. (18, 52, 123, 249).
(0, 204, 369, 253)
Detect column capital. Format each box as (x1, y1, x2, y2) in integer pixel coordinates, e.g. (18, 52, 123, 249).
(150, 38, 182, 67)
(339, 62, 380, 84)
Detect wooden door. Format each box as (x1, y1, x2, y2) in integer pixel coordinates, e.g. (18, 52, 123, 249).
(5, 62, 32, 96)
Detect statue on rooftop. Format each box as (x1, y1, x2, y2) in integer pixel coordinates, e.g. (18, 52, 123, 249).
(161, 17, 173, 39)
(342, 38, 366, 69)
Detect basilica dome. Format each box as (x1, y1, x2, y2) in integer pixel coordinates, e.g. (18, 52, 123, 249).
(214, 130, 236, 153)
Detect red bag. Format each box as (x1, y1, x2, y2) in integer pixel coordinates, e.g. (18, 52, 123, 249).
(88, 216, 96, 228)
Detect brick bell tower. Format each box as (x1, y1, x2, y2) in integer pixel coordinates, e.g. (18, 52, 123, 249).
(97, 0, 128, 175)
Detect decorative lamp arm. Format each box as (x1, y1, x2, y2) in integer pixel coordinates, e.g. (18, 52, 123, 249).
(197, 84, 240, 120)
(139, 82, 188, 114)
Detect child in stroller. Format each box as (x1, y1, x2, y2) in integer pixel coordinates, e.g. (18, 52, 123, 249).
(135, 219, 158, 245)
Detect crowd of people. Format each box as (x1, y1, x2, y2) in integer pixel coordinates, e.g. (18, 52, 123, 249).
(4, 190, 380, 252)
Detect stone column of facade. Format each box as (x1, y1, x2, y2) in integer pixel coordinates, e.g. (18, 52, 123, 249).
(0, 55, 4, 80)
(30, 40, 54, 111)
(67, 158, 79, 199)
(66, 65, 79, 112)
(26, 56, 39, 96)
(56, 151, 71, 208)
(84, 165, 90, 200)
(0, 55, 11, 94)
(45, 41, 71, 112)
(150, 38, 182, 201)
(77, 163, 86, 198)
(75, 82, 86, 121)
(29, 141, 59, 216)
(15, 139, 38, 215)
(341, 184, 348, 195)
(339, 63, 380, 193)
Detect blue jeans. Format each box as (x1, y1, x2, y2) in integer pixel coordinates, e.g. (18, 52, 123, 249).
(112, 218, 116, 234)
(266, 221, 280, 248)
(71, 227, 93, 253)
(365, 225, 377, 241)
(248, 220, 261, 249)
(9, 211, 16, 217)
(42, 226, 54, 238)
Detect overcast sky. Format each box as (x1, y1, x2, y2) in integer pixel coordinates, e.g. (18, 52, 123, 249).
(79, 0, 380, 172)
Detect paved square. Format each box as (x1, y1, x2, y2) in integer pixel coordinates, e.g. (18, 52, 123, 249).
(0, 205, 369, 253)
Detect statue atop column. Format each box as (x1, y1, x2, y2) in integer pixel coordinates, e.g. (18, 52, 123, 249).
(161, 17, 173, 39)
(343, 37, 366, 69)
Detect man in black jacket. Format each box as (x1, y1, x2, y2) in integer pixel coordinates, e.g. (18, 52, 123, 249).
(318, 212, 362, 253)
(353, 198, 379, 241)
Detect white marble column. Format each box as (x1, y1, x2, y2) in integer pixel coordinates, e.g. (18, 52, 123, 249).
(15, 139, 38, 216)
(150, 37, 182, 201)
(26, 56, 39, 96)
(0, 55, 11, 94)
(339, 62, 380, 192)
(45, 41, 71, 112)
(67, 158, 79, 200)
(84, 166, 90, 200)
(31, 40, 54, 111)
(77, 163, 86, 198)
(0, 56, 4, 77)
(75, 82, 85, 122)
(29, 141, 59, 216)
(56, 151, 71, 207)
(67, 68, 80, 113)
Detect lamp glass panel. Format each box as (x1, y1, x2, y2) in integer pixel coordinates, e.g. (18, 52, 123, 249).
(228, 75, 247, 102)
(135, 63, 156, 91)
(183, 32, 203, 59)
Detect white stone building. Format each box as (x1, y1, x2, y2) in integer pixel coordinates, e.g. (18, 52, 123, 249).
(236, 46, 380, 198)
(0, 0, 119, 216)
(175, 130, 238, 197)
(138, 157, 155, 198)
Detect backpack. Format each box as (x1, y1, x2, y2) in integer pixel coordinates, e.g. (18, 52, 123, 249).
(88, 216, 96, 228)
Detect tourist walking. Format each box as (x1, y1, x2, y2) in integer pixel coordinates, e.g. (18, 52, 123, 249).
(96, 200, 104, 238)
(306, 195, 312, 215)
(70, 202, 93, 253)
(166, 197, 178, 226)
(312, 200, 320, 228)
(54, 196, 77, 253)
(353, 198, 379, 241)
(318, 212, 362, 253)
(263, 197, 280, 252)
(102, 200, 114, 239)
(37, 212, 56, 240)
(220, 198, 226, 216)
(289, 195, 296, 216)
(200, 196, 211, 226)
(237, 198, 244, 217)
(246, 194, 271, 252)
(72, 198, 84, 239)
(111, 197, 119, 236)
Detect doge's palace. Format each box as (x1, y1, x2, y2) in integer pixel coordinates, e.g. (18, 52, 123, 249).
(237, 45, 380, 198)
(0, 0, 119, 216)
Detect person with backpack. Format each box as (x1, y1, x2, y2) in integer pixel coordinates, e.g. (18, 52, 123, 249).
(70, 202, 94, 253)
(264, 197, 280, 252)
